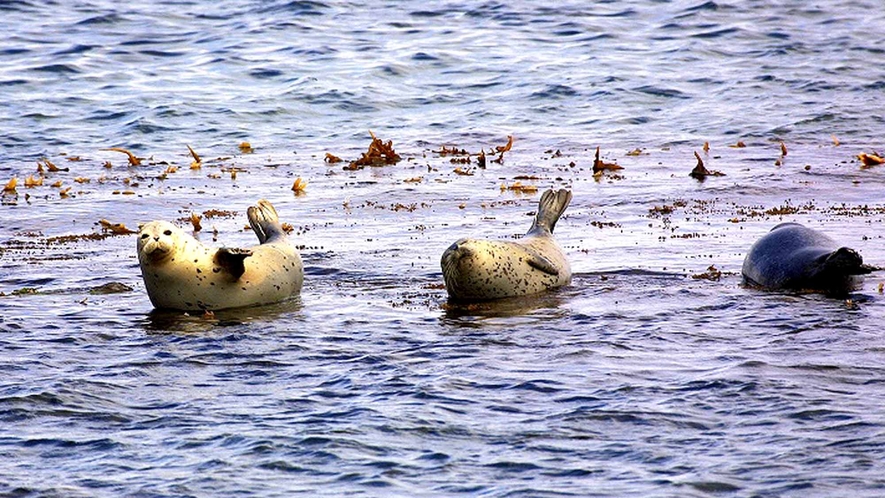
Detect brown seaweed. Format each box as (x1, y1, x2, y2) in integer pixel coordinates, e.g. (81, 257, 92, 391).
(689, 151, 724, 179)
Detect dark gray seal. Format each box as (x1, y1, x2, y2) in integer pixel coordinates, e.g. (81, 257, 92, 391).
(742, 222, 874, 295)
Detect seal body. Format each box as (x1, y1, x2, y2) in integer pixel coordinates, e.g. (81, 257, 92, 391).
(742, 222, 873, 295)
(137, 200, 303, 311)
(441, 189, 572, 300)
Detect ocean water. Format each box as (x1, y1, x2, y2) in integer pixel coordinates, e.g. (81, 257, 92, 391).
(2, 1, 885, 496)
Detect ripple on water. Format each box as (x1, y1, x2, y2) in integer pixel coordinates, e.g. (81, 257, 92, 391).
(2, 0, 885, 496)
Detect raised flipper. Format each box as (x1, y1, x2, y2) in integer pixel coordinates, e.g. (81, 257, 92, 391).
(529, 189, 572, 235)
(247, 199, 285, 244)
(214, 247, 253, 279)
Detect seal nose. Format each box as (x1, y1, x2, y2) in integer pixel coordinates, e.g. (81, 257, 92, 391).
(153, 236, 160, 241)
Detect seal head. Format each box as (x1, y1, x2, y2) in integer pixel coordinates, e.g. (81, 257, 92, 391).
(741, 222, 874, 295)
(137, 199, 303, 311)
(441, 188, 572, 300)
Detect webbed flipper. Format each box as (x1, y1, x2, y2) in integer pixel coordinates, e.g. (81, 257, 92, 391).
(824, 247, 874, 276)
(214, 248, 253, 280)
(529, 189, 572, 235)
(247, 199, 285, 244)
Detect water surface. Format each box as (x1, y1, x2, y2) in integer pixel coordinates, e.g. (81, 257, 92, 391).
(2, 1, 885, 496)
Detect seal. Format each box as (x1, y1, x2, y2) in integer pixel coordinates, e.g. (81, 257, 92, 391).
(137, 199, 303, 311)
(742, 222, 874, 295)
(441, 188, 572, 300)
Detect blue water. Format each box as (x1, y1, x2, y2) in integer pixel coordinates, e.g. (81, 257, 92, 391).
(2, 1, 885, 496)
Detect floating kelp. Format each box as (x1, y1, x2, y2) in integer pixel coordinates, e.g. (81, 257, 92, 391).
(203, 209, 237, 218)
(187, 144, 202, 169)
(432, 138, 509, 168)
(593, 146, 623, 173)
(489, 135, 513, 164)
(3, 178, 17, 193)
(858, 152, 885, 167)
(689, 151, 724, 179)
(495, 135, 513, 154)
(648, 200, 687, 217)
(189, 213, 202, 232)
(344, 131, 402, 170)
(102, 147, 141, 166)
(500, 181, 538, 194)
(434, 146, 470, 156)
(292, 177, 307, 194)
(98, 219, 137, 235)
(692, 265, 723, 281)
(41, 158, 69, 172)
(89, 282, 133, 295)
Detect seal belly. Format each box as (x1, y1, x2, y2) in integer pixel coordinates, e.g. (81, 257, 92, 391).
(142, 247, 302, 310)
(137, 200, 304, 311)
(237, 244, 304, 304)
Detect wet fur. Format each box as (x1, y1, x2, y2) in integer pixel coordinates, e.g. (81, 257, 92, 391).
(742, 222, 873, 295)
(441, 189, 572, 300)
(137, 200, 303, 311)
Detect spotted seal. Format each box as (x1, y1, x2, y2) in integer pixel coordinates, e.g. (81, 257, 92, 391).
(742, 222, 874, 295)
(441, 188, 572, 300)
(137, 199, 303, 311)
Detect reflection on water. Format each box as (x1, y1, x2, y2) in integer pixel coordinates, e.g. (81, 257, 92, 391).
(142, 297, 305, 333)
(441, 289, 570, 321)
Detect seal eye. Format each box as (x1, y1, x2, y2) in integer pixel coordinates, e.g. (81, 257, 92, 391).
(140, 233, 149, 239)
(163, 230, 172, 236)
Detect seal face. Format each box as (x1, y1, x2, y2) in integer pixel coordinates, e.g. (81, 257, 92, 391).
(137, 199, 303, 311)
(441, 188, 572, 300)
(741, 222, 873, 295)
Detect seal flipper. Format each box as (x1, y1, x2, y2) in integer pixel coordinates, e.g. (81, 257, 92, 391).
(247, 199, 285, 244)
(822, 247, 873, 276)
(528, 189, 572, 235)
(214, 248, 253, 280)
(525, 250, 560, 276)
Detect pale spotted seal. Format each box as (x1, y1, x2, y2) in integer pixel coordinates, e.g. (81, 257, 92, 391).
(441, 188, 572, 300)
(137, 199, 303, 311)
(742, 222, 874, 295)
